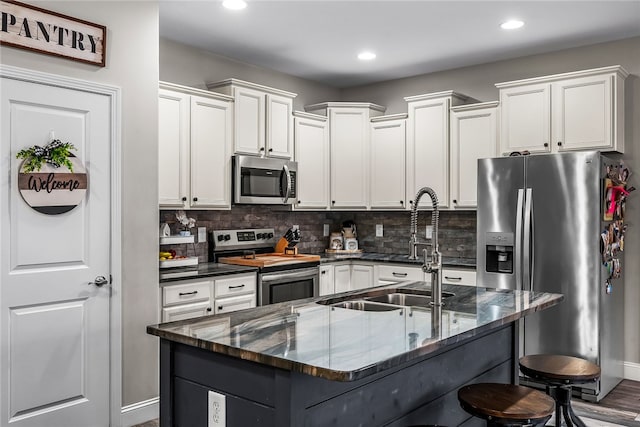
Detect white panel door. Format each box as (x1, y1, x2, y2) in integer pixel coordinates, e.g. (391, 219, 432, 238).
(190, 95, 233, 209)
(1, 77, 111, 426)
(158, 89, 189, 208)
(233, 86, 265, 155)
(370, 118, 406, 209)
(266, 93, 293, 159)
(294, 115, 329, 209)
(499, 83, 551, 155)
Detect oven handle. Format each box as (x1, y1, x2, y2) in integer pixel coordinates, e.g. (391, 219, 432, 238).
(261, 268, 318, 283)
(282, 164, 292, 204)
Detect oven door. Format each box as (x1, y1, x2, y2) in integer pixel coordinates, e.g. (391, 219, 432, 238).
(259, 266, 319, 305)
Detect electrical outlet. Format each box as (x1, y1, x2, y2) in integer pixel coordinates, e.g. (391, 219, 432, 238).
(208, 390, 226, 427)
(426, 225, 433, 239)
(198, 227, 207, 243)
(376, 224, 383, 237)
(323, 224, 330, 237)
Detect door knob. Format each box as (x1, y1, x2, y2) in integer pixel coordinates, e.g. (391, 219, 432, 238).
(89, 276, 109, 287)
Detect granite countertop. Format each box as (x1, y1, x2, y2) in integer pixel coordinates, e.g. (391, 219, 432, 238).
(147, 282, 563, 381)
(319, 252, 476, 268)
(159, 262, 258, 284)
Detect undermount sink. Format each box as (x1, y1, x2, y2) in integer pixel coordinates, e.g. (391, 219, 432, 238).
(365, 292, 454, 307)
(330, 300, 403, 312)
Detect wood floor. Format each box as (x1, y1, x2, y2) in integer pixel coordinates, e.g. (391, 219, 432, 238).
(132, 380, 640, 427)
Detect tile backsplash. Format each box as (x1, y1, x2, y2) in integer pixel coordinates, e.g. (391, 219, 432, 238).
(159, 207, 477, 262)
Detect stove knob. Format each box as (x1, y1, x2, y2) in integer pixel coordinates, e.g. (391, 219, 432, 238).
(224, 234, 231, 241)
(268, 232, 274, 238)
(217, 235, 224, 242)
(257, 233, 263, 239)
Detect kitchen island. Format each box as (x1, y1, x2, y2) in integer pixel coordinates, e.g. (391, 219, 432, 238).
(147, 282, 563, 426)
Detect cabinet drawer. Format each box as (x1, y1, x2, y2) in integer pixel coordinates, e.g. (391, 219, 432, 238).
(162, 301, 211, 323)
(442, 268, 476, 286)
(163, 280, 211, 306)
(377, 264, 424, 281)
(215, 273, 256, 298)
(215, 294, 256, 314)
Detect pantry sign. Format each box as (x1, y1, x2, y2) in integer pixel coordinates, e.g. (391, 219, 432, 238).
(0, 0, 106, 66)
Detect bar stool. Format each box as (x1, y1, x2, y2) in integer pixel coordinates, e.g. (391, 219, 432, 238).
(519, 355, 600, 427)
(458, 383, 555, 426)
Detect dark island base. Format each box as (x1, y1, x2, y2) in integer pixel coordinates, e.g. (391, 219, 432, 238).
(160, 324, 518, 427)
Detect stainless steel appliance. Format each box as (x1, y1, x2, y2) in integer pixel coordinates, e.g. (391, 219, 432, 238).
(233, 155, 297, 205)
(209, 228, 319, 305)
(477, 151, 625, 401)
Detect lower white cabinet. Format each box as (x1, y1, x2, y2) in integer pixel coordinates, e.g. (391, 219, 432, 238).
(334, 264, 352, 293)
(350, 264, 374, 290)
(161, 272, 257, 322)
(442, 268, 476, 286)
(319, 264, 335, 296)
(375, 264, 426, 286)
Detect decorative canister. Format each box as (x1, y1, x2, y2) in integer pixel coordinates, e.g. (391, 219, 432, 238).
(344, 238, 358, 251)
(329, 232, 343, 250)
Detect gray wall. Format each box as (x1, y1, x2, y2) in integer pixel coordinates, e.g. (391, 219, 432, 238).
(0, 1, 160, 408)
(341, 37, 640, 367)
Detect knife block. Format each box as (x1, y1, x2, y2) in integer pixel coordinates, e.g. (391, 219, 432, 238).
(275, 237, 289, 254)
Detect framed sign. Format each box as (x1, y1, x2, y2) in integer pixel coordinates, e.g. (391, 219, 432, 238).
(0, 0, 106, 66)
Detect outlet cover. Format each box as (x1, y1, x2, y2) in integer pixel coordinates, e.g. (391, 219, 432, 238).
(426, 225, 433, 239)
(376, 224, 383, 237)
(198, 227, 207, 243)
(323, 224, 330, 237)
(208, 390, 226, 427)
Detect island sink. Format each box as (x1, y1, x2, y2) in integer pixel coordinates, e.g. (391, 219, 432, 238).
(317, 287, 455, 311)
(366, 292, 453, 307)
(330, 300, 403, 312)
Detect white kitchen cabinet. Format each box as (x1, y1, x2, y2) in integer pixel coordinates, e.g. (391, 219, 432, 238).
(350, 264, 375, 290)
(497, 65, 627, 155)
(375, 264, 426, 286)
(370, 114, 408, 210)
(215, 294, 256, 314)
(162, 301, 212, 323)
(319, 264, 335, 296)
(293, 111, 330, 210)
(405, 91, 472, 209)
(442, 268, 476, 286)
(305, 102, 386, 209)
(207, 79, 296, 159)
(334, 263, 351, 294)
(450, 102, 499, 209)
(159, 82, 233, 209)
(161, 278, 214, 322)
(214, 273, 257, 314)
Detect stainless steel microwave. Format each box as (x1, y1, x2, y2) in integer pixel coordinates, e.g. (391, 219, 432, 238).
(233, 155, 297, 205)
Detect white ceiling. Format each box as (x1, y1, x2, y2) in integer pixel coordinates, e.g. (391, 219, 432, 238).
(159, 0, 640, 88)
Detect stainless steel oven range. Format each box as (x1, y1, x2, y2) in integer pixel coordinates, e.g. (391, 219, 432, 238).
(209, 228, 319, 306)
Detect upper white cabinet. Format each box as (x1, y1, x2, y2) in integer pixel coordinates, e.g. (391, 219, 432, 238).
(497, 65, 628, 155)
(293, 111, 330, 210)
(207, 79, 297, 159)
(305, 102, 386, 209)
(159, 82, 233, 209)
(450, 102, 499, 209)
(405, 91, 473, 210)
(370, 114, 408, 210)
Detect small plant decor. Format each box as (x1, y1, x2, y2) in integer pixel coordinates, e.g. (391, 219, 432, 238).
(16, 139, 77, 173)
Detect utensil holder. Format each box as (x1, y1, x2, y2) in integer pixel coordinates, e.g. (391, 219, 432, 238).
(275, 237, 289, 253)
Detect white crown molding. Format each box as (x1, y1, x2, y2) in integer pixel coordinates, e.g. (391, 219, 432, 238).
(292, 110, 328, 121)
(370, 113, 408, 122)
(495, 65, 629, 89)
(304, 101, 387, 113)
(160, 81, 234, 102)
(450, 101, 500, 112)
(205, 78, 297, 98)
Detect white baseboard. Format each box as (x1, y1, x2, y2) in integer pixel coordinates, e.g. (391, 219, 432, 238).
(624, 361, 640, 382)
(121, 397, 159, 427)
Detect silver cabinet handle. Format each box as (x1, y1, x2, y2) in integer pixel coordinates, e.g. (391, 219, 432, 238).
(89, 276, 109, 287)
(392, 272, 408, 277)
(178, 291, 198, 296)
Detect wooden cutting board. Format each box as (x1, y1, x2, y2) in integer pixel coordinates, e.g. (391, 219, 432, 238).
(219, 253, 321, 267)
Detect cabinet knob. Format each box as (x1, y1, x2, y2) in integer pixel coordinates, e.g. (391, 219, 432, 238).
(321, 270, 326, 275)
(206, 307, 212, 312)
(193, 197, 198, 202)
(453, 199, 457, 204)
(260, 147, 265, 151)
(181, 197, 187, 202)
(268, 148, 273, 152)
(543, 143, 549, 148)
(297, 200, 301, 204)
(332, 200, 335, 204)
(557, 141, 562, 147)
(400, 200, 404, 205)
(409, 200, 413, 204)
(218, 306, 223, 310)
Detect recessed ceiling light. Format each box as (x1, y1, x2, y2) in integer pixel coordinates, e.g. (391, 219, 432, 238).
(358, 51, 376, 61)
(501, 20, 524, 30)
(223, 0, 247, 10)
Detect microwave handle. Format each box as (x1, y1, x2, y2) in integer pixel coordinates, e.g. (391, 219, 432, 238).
(282, 164, 292, 203)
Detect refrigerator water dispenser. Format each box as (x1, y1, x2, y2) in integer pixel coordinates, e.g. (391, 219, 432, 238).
(484, 232, 514, 274)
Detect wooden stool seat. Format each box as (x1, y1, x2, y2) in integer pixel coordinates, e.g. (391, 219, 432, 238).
(458, 383, 555, 426)
(520, 355, 600, 427)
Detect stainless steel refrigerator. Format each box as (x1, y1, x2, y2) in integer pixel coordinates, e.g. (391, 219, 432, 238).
(476, 151, 624, 401)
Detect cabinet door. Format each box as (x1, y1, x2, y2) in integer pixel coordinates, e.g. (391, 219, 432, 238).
(233, 86, 266, 155)
(499, 83, 551, 155)
(350, 264, 374, 290)
(450, 106, 498, 208)
(370, 119, 406, 209)
(376, 264, 425, 286)
(406, 98, 450, 209)
(294, 116, 330, 209)
(266, 93, 293, 158)
(319, 265, 335, 296)
(552, 74, 612, 152)
(190, 95, 233, 209)
(334, 264, 351, 293)
(330, 108, 369, 209)
(215, 294, 256, 314)
(158, 89, 189, 208)
(442, 268, 476, 286)
(162, 301, 212, 323)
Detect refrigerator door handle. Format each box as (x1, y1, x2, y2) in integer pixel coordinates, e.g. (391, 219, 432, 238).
(529, 191, 535, 290)
(515, 189, 524, 291)
(523, 188, 533, 291)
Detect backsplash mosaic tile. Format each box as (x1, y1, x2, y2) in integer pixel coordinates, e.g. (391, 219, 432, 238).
(159, 207, 477, 263)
